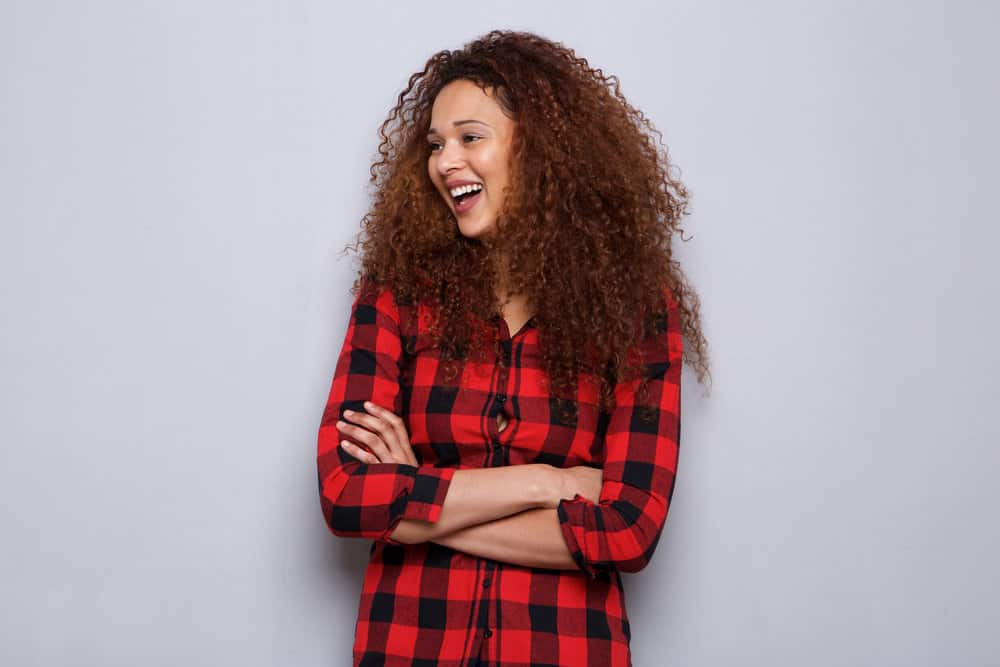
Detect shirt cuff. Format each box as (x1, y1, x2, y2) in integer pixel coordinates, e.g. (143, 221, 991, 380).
(381, 465, 456, 545)
(556, 493, 607, 580)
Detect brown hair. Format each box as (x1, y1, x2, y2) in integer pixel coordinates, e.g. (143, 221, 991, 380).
(342, 29, 710, 418)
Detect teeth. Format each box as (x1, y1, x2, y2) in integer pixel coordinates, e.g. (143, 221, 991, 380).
(449, 183, 483, 198)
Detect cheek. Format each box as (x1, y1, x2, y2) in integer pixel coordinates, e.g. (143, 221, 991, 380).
(484, 148, 510, 181)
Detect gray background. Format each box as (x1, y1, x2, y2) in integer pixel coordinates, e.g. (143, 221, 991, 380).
(2, 1, 997, 665)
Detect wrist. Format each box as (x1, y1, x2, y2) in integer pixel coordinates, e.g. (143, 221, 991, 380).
(531, 464, 561, 509)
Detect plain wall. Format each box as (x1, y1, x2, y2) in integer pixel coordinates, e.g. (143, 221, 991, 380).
(1, 1, 997, 665)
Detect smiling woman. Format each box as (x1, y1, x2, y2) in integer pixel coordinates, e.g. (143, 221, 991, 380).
(316, 29, 709, 667)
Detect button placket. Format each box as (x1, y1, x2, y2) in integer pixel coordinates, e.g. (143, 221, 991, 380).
(488, 351, 510, 458)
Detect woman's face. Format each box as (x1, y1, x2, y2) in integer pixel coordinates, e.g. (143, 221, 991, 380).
(427, 79, 516, 242)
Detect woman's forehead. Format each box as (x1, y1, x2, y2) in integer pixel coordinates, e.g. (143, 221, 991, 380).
(430, 81, 506, 123)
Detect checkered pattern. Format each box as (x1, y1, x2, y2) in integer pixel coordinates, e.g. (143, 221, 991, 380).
(317, 275, 682, 666)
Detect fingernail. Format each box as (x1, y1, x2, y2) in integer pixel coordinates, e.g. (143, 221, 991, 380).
(364, 401, 374, 409)
(336, 420, 346, 428)
(343, 410, 353, 416)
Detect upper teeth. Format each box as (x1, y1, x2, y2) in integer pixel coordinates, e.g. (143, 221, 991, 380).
(449, 183, 482, 198)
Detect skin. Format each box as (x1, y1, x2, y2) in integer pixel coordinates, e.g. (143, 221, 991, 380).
(426, 79, 516, 244)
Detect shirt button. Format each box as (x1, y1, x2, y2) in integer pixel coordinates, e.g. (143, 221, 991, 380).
(482, 578, 491, 588)
(483, 628, 493, 638)
(496, 394, 506, 403)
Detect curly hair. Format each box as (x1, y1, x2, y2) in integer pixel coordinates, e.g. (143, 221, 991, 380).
(341, 29, 711, 420)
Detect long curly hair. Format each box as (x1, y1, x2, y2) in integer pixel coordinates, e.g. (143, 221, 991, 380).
(341, 29, 710, 419)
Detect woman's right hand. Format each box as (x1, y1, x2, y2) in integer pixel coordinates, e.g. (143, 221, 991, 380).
(542, 464, 603, 508)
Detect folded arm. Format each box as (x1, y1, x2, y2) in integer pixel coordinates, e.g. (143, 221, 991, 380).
(430, 507, 578, 570)
(381, 465, 553, 544)
(318, 277, 681, 576)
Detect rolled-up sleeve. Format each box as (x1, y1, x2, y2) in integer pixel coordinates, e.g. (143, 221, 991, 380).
(557, 290, 683, 578)
(316, 276, 455, 545)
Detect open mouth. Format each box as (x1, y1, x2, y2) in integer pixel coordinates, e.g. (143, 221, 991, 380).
(452, 185, 483, 214)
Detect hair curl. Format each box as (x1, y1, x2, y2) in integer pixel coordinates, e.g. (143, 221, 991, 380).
(341, 29, 711, 420)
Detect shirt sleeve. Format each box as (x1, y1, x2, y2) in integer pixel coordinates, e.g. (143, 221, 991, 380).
(316, 275, 455, 545)
(556, 289, 683, 578)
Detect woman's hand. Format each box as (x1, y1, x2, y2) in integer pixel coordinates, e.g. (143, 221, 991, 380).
(542, 465, 603, 508)
(336, 401, 419, 466)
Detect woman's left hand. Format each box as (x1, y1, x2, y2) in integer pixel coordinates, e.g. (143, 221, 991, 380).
(336, 401, 419, 466)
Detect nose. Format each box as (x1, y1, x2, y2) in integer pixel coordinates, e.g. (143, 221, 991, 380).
(436, 137, 465, 175)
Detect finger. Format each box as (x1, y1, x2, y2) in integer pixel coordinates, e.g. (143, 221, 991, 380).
(363, 401, 418, 466)
(336, 419, 396, 463)
(341, 409, 404, 463)
(340, 440, 379, 464)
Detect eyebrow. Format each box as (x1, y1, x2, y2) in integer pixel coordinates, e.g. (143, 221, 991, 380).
(426, 119, 491, 136)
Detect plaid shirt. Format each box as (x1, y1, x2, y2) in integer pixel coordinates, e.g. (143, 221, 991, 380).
(317, 276, 682, 666)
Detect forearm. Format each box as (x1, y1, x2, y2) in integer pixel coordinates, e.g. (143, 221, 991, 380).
(388, 464, 553, 544)
(429, 507, 580, 571)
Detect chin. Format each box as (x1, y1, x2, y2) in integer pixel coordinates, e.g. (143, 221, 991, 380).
(456, 216, 497, 241)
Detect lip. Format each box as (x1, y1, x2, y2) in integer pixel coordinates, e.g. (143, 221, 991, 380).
(445, 178, 482, 188)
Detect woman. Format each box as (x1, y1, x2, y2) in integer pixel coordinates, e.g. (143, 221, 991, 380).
(317, 29, 709, 666)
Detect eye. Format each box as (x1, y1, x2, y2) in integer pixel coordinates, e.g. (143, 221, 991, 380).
(427, 135, 481, 152)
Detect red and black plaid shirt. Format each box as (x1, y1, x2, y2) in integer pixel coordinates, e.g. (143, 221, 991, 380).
(317, 276, 682, 666)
